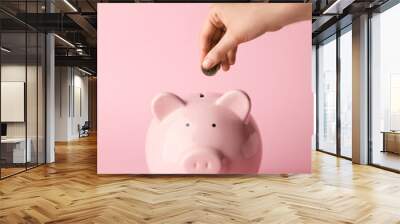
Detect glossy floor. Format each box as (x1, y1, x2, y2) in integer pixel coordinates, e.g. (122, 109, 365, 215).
(0, 167, 25, 178)
(372, 150, 400, 171)
(0, 135, 400, 223)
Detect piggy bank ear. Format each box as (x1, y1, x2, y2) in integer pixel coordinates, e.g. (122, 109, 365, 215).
(152, 92, 185, 121)
(216, 90, 251, 121)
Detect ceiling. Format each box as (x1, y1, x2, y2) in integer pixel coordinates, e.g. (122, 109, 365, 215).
(0, 0, 99, 74)
(311, 0, 392, 43)
(0, 0, 395, 74)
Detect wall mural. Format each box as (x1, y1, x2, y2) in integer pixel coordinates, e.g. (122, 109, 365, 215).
(97, 3, 312, 174)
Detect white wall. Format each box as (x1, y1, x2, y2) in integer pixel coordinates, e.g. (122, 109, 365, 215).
(1, 65, 42, 138)
(55, 67, 89, 141)
(55, 67, 70, 141)
(72, 73, 89, 137)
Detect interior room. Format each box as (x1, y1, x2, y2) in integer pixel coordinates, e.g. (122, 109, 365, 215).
(0, 0, 400, 223)
(0, 27, 46, 178)
(370, 4, 400, 171)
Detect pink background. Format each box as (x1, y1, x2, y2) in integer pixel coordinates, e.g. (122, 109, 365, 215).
(97, 4, 312, 174)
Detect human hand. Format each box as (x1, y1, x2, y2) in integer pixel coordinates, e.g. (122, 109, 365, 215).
(200, 3, 311, 72)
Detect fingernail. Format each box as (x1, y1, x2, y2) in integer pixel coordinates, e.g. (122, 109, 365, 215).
(202, 58, 214, 69)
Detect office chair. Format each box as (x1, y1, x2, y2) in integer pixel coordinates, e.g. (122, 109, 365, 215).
(79, 121, 90, 138)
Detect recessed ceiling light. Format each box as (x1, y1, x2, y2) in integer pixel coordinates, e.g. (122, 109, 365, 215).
(323, 0, 354, 15)
(1, 47, 11, 53)
(78, 67, 93, 76)
(54, 34, 75, 48)
(63, 0, 78, 12)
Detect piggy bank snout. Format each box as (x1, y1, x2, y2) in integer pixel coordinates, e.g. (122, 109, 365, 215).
(181, 149, 222, 174)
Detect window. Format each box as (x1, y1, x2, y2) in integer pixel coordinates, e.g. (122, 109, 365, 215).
(317, 36, 337, 154)
(370, 3, 400, 171)
(339, 28, 352, 158)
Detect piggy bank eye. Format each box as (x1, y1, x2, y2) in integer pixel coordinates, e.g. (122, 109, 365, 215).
(200, 93, 205, 98)
(186, 123, 190, 127)
(212, 123, 216, 128)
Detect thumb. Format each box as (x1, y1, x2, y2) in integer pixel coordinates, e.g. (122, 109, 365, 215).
(202, 32, 238, 69)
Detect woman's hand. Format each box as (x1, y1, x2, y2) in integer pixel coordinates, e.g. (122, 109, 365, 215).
(200, 3, 311, 72)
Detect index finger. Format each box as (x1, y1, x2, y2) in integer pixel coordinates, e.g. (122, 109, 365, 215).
(200, 17, 218, 62)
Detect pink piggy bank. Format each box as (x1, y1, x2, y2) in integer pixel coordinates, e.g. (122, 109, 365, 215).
(145, 90, 262, 174)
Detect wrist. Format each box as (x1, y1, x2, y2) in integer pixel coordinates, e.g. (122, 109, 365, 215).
(259, 3, 311, 32)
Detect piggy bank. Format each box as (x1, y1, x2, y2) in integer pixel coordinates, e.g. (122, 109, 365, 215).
(145, 90, 262, 174)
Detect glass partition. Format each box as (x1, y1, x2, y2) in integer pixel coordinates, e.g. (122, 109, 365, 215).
(0, 1, 46, 179)
(27, 31, 38, 169)
(0, 31, 28, 177)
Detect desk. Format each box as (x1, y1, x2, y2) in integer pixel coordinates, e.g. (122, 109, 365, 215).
(1, 138, 31, 163)
(382, 131, 400, 154)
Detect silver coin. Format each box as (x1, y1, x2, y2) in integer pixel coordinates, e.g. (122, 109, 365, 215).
(201, 63, 221, 76)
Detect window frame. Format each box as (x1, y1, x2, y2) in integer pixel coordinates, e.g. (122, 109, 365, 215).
(315, 23, 353, 161)
(367, 0, 400, 173)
